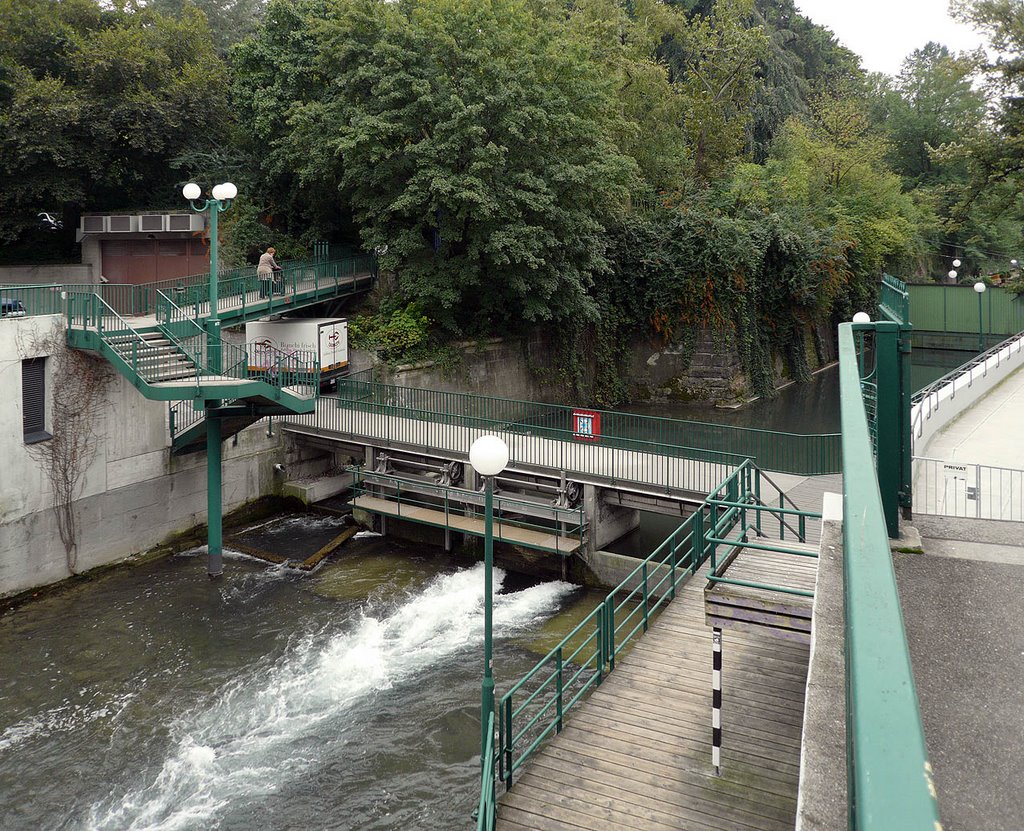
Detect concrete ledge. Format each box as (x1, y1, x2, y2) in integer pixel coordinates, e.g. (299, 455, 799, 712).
(796, 501, 847, 831)
(282, 472, 353, 505)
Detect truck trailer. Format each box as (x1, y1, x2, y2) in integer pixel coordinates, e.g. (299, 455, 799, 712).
(245, 317, 348, 387)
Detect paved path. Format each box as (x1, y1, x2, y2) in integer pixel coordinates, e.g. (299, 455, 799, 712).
(919, 361, 1024, 470)
(496, 561, 810, 831)
(914, 363, 1024, 520)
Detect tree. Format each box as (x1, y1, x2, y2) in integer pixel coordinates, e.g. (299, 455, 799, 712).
(145, 0, 267, 54)
(255, 0, 637, 335)
(662, 0, 769, 181)
(0, 0, 230, 243)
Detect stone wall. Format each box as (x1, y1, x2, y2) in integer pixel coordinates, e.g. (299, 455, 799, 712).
(0, 315, 284, 598)
(368, 330, 569, 403)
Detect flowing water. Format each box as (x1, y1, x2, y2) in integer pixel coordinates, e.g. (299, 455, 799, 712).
(0, 517, 601, 831)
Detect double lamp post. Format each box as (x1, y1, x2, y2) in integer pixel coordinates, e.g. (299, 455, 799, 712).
(182, 180, 237, 577)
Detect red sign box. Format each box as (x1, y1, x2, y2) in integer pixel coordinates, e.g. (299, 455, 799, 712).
(573, 409, 601, 441)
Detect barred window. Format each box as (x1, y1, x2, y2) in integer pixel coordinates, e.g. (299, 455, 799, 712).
(23, 357, 50, 443)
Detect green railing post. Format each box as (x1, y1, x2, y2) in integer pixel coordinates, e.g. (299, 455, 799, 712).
(606, 598, 615, 670)
(692, 509, 704, 574)
(669, 531, 677, 600)
(642, 562, 649, 632)
(874, 322, 902, 538)
(555, 647, 564, 733)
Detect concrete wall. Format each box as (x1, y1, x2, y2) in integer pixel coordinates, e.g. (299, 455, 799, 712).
(912, 333, 1024, 457)
(0, 264, 96, 285)
(381, 333, 567, 403)
(0, 315, 283, 598)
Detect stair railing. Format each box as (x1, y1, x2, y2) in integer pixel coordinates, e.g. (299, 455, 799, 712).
(67, 292, 186, 386)
(157, 290, 320, 396)
(155, 290, 249, 381)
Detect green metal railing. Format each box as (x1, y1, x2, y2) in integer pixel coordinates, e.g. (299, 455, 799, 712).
(907, 282, 1024, 338)
(704, 462, 821, 598)
(292, 381, 750, 495)
(169, 400, 206, 439)
(479, 460, 804, 825)
(313, 377, 840, 477)
(838, 322, 940, 830)
(0, 284, 65, 318)
(350, 469, 587, 551)
(2, 254, 374, 321)
(880, 274, 910, 325)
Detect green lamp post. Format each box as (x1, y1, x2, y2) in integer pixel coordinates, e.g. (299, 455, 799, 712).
(183, 181, 237, 578)
(469, 434, 510, 770)
(974, 281, 987, 354)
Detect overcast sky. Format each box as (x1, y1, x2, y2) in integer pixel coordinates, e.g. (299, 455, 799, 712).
(794, 0, 987, 76)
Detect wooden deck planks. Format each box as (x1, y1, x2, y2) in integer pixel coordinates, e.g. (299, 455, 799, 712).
(495, 563, 810, 831)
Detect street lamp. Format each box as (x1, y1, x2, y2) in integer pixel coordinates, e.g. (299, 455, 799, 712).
(974, 281, 987, 353)
(948, 269, 958, 283)
(469, 433, 509, 770)
(183, 181, 237, 578)
(183, 181, 237, 334)
(953, 258, 962, 268)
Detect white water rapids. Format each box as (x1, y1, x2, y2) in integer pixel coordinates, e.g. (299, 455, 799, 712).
(83, 564, 574, 831)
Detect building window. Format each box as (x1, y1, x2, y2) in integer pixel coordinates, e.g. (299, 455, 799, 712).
(23, 357, 50, 444)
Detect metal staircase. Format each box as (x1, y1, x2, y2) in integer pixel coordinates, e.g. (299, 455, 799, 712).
(66, 291, 320, 412)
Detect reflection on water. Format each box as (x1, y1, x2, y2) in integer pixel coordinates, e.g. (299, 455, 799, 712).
(624, 348, 976, 438)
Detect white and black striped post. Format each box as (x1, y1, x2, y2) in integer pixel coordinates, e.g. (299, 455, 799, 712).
(712, 627, 722, 775)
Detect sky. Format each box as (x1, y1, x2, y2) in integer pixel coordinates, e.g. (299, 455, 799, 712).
(794, 0, 987, 76)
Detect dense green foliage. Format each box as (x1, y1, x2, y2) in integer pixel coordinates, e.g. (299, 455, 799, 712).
(0, 0, 230, 245)
(4, 0, 1024, 400)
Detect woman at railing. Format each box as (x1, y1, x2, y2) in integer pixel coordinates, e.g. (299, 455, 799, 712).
(257, 247, 280, 298)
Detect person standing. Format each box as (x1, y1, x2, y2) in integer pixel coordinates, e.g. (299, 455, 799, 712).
(257, 247, 279, 298)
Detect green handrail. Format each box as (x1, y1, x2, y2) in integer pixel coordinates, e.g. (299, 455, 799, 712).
(838, 322, 940, 830)
(476, 711, 497, 831)
(332, 377, 837, 476)
(489, 459, 809, 806)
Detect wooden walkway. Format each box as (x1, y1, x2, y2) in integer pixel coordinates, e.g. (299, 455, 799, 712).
(496, 561, 811, 831)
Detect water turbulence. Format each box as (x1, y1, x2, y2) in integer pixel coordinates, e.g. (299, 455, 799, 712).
(85, 564, 575, 831)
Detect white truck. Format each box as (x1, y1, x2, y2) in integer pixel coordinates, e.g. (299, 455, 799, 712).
(245, 317, 348, 387)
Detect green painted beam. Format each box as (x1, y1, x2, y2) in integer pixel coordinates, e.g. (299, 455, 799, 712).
(838, 322, 941, 831)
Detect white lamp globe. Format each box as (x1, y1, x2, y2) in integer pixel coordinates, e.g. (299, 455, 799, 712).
(470, 435, 509, 477)
(974, 281, 987, 293)
(953, 259, 962, 268)
(852, 312, 870, 324)
(948, 270, 958, 280)
(220, 182, 238, 200)
(211, 183, 228, 201)
(182, 182, 201, 201)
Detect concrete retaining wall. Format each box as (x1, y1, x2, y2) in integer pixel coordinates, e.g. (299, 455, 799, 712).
(0, 264, 96, 285)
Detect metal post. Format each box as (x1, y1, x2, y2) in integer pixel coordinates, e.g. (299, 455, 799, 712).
(978, 289, 985, 353)
(712, 627, 722, 775)
(875, 322, 901, 537)
(481, 475, 495, 771)
(206, 201, 222, 375)
(206, 411, 223, 577)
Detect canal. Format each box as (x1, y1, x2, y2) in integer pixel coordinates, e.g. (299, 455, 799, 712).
(0, 516, 603, 831)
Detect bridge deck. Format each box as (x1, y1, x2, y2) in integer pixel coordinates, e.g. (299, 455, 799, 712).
(497, 561, 810, 831)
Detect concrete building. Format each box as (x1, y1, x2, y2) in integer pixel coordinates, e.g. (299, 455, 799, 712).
(0, 314, 279, 598)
